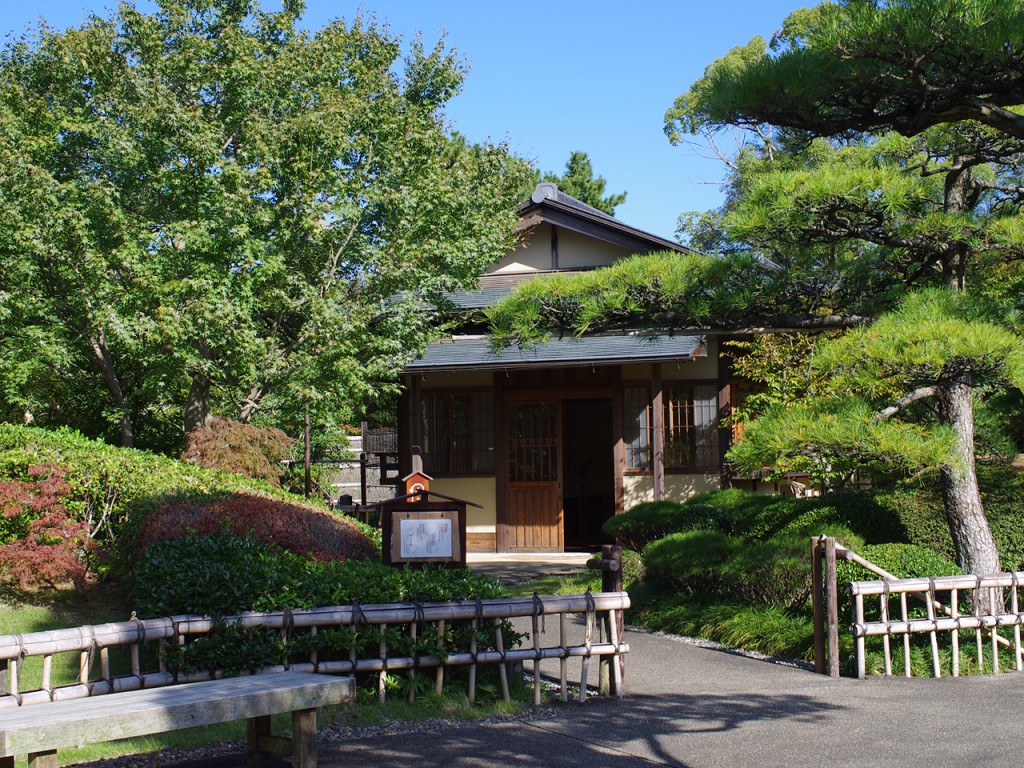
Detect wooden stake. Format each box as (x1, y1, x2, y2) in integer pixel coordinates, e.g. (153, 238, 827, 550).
(494, 620, 509, 703)
(951, 588, 960, 678)
(435, 620, 445, 695)
(559, 613, 568, 702)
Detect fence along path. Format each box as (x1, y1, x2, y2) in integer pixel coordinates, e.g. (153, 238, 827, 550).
(812, 536, 1024, 679)
(0, 592, 630, 709)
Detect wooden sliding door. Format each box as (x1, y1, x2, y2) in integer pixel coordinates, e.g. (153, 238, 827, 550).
(505, 400, 562, 551)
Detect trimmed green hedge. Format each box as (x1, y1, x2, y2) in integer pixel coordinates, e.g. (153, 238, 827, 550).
(133, 533, 516, 681)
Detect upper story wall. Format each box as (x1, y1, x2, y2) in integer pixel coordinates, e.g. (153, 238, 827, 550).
(486, 222, 636, 274)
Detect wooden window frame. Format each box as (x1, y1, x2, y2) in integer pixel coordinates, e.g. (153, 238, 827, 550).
(419, 390, 495, 477)
(621, 379, 720, 475)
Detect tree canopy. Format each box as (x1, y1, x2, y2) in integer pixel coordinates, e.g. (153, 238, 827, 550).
(541, 150, 627, 216)
(0, 0, 531, 450)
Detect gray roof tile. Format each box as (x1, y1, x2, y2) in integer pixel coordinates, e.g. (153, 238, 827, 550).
(406, 334, 705, 373)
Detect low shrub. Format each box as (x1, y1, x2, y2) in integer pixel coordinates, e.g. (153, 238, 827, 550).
(642, 530, 740, 594)
(837, 542, 961, 586)
(133, 533, 517, 681)
(602, 500, 719, 551)
(134, 493, 376, 563)
(181, 418, 295, 487)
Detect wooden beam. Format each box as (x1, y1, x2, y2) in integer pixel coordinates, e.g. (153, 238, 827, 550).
(717, 342, 733, 490)
(652, 364, 665, 501)
(612, 370, 625, 516)
(495, 373, 508, 553)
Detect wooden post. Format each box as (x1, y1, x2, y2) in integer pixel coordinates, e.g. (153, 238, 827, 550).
(651, 365, 665, 501)
(811, 537, 826, 674)
(26, 752, 57, 768)
(824, 536, 840, 678)
(247, 714, 271, 767)
(291, 708, 317, 768)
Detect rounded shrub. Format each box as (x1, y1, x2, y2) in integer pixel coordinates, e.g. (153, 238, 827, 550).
(642, 530, 740, 593)
(135, 492, 376, 563)
(837, 542, 961, 586)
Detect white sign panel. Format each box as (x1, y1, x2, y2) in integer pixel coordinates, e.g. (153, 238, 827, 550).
(399, 517, 454, 559)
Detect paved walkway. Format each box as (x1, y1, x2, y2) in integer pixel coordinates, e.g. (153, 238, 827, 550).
(174, 556, 1024, 767)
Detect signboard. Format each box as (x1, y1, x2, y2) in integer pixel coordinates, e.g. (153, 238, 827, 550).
(389, 510, 462, 564)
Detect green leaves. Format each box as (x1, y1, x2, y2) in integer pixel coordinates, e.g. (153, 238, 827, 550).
(0, 0, 531, 448)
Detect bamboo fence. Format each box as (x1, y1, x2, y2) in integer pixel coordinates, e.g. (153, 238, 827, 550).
(849, 572, 1024, 680)
(812, 536, 1024, 680)
(0, 592, 630, 709)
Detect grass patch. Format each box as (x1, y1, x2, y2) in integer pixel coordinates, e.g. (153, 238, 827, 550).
(505, 569, 600, 598)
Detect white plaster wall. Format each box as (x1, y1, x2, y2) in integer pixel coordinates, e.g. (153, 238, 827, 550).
(428, 477, 497, 533)
(556, 227, 631, 269)
(622, 473, 721, 511)
(488, 223, 552, 273)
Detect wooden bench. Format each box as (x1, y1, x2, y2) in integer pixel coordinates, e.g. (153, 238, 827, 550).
(0, 671, 354, 768)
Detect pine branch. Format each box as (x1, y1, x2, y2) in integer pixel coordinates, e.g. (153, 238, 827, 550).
(873, 385, 938, 422)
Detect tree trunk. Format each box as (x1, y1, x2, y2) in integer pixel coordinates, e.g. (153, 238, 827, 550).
(184, 372, 213, 434)
(937, 376, 1001, 578)
(87, 331, 134, 448)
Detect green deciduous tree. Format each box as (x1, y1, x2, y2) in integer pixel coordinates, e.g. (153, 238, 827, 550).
(0, 0, 530, 450)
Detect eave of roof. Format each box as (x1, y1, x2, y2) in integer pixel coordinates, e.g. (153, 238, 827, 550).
(405, 333, 706, 374)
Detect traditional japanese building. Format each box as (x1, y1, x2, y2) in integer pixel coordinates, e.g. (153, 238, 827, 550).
(397, 183, 734, 553)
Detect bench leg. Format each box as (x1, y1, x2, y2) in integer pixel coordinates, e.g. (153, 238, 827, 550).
(0, 757, 13, 768)
(247, 714, 272, 768)
(292, 708, 317, 768)
(28, 752, 58, 768)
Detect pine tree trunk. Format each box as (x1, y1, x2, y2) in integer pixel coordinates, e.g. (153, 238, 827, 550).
(937, 376, 1000, 577)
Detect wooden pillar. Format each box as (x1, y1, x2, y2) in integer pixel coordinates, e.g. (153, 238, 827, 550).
(612, 367, 625, 515)
(825, 537, 841, 677)
(651, 363, 665, 501)
(811, 537, 826, 674)
(717, 339, 733, 490)
(494, 372, 508, 552)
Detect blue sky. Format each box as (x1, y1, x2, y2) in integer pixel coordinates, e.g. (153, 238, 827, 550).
(0, 1, 805, 240)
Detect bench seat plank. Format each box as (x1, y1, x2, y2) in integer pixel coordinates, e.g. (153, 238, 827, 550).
(0, 672, 354, 757)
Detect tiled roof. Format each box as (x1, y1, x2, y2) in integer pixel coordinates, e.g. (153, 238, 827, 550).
(444, 270, 585, 310)
(405, 334, 705, 373)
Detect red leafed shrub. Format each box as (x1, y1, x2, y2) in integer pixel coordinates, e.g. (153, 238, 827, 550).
(136, 493, 376, 562)
(0, 464, 97, 590)
(181, 418, 295, 487)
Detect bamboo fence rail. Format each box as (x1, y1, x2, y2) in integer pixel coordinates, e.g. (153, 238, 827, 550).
(0, 592, 630, 709)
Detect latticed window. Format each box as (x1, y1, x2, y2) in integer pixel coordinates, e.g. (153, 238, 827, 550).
(664, 384, 719, 469)
(420, 393, 494, 475)
(624, 386, 652, 471)
(623, 383, 719, 472)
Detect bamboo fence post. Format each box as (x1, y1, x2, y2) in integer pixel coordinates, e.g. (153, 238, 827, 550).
(925, 579, 940, 678)
(598, 609, 609, 696)
(558, 612, 568, 702)
(378, 624, 388, 704)
(100, 647, 110, 682)
(989, 586, 999, 675)
(879, 590, 892, 677)
(468, 614, 478, 705)
(975, 578, 984, 671)
(408, 621, 418, 704)
(899, 592, 911, 676)
(436, 620, 446, 695)
(824, 537, 840, 677)
(79, 650, 91, 685)
(493, 619, 509, 703)
(8, 659, 17, 699)
(1012, 576, 1023, 672)
(41, 655, 52, 695)
(855, 593, 866, 680)
(579, 597, 595, 703)
(607, 606, 623, 698)
(532, 602, 542, 706)
(811, 537, 826, 674)
(951, 588, 960, 678)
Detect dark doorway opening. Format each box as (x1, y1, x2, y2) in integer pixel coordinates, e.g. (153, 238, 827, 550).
(561, 399, 615, 551)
